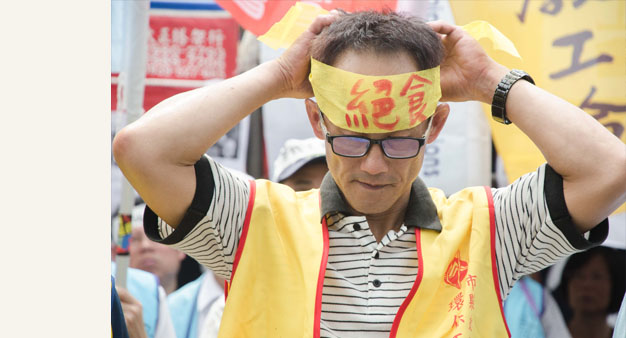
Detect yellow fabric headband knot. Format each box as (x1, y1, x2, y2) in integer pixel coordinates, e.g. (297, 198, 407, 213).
(310, 59, 441, 133)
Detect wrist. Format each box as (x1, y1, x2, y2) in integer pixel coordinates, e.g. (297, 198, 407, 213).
(491, 69, 535, 124)
(478, 64, 509, 104)
(257, 60, 292, 101)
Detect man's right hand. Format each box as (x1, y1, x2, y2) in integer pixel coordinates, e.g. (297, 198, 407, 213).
(274, 12, 339, 99)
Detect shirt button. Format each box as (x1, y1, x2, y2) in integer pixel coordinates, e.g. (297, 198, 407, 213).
(353, 224, 361, 231)
(374, 252, 379, 259)
(372, 279, 382, 288)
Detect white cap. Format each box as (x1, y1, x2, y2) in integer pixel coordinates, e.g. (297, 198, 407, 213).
(272, 138, 326, 182)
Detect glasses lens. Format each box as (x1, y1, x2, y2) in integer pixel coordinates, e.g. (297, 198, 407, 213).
(382, 138, 421, 158)
(332, 136, 370, 157)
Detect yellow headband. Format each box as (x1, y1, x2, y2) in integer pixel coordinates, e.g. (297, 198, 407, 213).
(310, 58, 441, 133)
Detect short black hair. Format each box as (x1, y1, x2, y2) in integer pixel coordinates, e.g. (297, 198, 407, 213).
(311, 10, 444, 70)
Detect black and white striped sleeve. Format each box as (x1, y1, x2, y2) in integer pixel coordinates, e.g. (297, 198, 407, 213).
(492, 163, 608, 299)
(143, 155, 250, 280)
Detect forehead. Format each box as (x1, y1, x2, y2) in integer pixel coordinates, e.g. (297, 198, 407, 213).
(332, 49, 420, 75)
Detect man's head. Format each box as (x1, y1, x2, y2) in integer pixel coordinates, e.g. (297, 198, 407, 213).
(273, 137, 328, 191)
(305, 11, 449, 216)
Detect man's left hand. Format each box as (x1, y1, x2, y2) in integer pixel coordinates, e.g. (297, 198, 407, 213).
(428, 21, 508, 104)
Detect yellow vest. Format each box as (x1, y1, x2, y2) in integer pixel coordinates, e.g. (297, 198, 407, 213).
(219, 180, 510, 338)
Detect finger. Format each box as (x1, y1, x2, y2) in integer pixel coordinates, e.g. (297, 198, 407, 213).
(436, 103, 450, 115)
(427, 20, 457, 36)
(120, 299, 142, 319)
(308, 13, 339, 35)
(115, 287, 132, 303)
(117, 287, 139, 306)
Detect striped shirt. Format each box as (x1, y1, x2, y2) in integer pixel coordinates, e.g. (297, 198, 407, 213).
(145, 156, 606, 337)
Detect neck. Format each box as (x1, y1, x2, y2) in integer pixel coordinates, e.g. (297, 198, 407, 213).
(366, 212, 405, 242)
(160, 275, 178, 295)
(568, 313, 611, 338)
(359, 193, 410, 242)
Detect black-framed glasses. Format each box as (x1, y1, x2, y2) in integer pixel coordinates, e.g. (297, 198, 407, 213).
(318, 110, 427, 159)
(326, 134, 425, 159)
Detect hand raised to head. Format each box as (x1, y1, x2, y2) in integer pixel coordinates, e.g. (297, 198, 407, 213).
(427, 20, 509, 104)
(275, 11, 341, 99)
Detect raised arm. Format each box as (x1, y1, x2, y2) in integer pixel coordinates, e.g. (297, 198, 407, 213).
(113, 14, 338, 227)
(428, 20, 626, 233)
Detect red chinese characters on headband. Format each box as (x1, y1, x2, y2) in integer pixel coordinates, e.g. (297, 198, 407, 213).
(371, 79, 398, 130)
(346, 79, 370, 128)
(345, 73, 433, 130)
(400, 73, 432, 125)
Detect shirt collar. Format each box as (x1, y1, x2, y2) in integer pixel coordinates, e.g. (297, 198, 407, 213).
(319, 172, 442, 232)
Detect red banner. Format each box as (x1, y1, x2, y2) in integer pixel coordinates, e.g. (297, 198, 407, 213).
(147, 15, 239, 80)
(215, 0, 398, 36)
(112, 11, 239, 112)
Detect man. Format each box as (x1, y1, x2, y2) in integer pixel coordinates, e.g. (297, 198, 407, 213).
(113, 10, 625, 337)
(272, 137, 327, 191)
(128, 203, 186, 295)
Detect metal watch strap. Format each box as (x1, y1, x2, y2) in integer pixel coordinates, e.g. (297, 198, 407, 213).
(491, 69, 535, 124)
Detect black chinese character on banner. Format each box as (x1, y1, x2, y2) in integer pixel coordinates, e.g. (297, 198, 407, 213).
(580, 86, 626, 138)
(550, 31, 613, 79)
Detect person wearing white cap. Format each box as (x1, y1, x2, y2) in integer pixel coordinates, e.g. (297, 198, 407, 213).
(272, 137, 328, 191)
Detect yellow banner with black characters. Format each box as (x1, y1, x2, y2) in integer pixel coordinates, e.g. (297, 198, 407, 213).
(450, 0, 626, 215)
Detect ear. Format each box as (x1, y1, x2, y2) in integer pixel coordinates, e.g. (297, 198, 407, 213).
(426, 103, 450, 144)
(305, 99, 325, 140)
(177, 251, 186, 262)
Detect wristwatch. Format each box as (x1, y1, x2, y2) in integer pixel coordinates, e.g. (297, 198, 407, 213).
(491, 69, 535, 124)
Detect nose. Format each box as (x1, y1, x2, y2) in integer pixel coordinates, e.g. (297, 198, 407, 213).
(360, 143, 388, 175)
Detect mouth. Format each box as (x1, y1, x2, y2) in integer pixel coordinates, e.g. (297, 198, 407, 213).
(139, 258, 157, 269)
(356, 181, 389, 190)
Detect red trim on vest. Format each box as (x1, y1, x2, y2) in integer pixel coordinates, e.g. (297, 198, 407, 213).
(313, 212, 330, 338)
(226, 179, 257, 300)
(484, 186, 511, 338)
(389, 228, 425, 337)
(223, 280, 229, 300)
